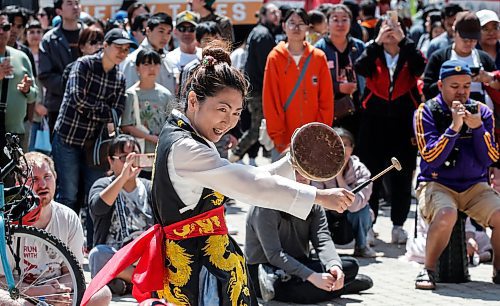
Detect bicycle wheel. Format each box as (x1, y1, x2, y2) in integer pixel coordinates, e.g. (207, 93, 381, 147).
(0, 225, 85, 306)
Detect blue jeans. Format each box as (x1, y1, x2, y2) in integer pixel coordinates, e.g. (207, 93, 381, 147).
(88, 244, 117, 278)
(52, 133, 105, 247)
(346, 205, 372, 248)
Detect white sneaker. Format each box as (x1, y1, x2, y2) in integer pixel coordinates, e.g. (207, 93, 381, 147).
(391, 226, 408, 244)
(258, 264, 277, 302)
(367, 228, 376, 247)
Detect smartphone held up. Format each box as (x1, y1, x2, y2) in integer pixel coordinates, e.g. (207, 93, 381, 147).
(387, 10, 398, 24)
(133, 153, 155, 169)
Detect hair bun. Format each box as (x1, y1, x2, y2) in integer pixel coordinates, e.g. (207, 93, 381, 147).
(201, 55, 217, 68)
(201, 40, 232, 66)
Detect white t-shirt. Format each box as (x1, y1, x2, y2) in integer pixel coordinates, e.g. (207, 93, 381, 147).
(165, 47, 202, 74)
(450, 49, 483, 94)
(450, 49, 493, 109)
(0, 201, 84, 283)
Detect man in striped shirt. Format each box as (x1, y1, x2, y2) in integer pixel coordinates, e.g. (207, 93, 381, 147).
(413, 59, 500, 290)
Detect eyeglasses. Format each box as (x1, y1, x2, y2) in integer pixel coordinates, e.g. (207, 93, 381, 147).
(177, 25, 196, 33)
(286, 22, 308, 31)
(482, 26, 499, 34)
(0, 23, 11, 32)
(37, 13, 47, 17)
(89, 39, 103, 46)
(112, 155, 128, 162)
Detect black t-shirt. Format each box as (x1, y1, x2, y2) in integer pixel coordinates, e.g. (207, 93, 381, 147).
(61, 28, 81, 60)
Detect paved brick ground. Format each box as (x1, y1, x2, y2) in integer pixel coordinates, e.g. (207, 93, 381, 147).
(82, 155, 500, 305)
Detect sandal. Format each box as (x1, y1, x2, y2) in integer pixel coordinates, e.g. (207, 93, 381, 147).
(415, 268, 436, 290)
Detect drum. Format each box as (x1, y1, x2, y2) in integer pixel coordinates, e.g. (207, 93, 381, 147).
(290, 122, 345, 182)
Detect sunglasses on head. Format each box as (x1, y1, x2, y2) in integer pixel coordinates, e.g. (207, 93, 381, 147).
(0, 23, 11, 32)
(177, 25, 196, 33)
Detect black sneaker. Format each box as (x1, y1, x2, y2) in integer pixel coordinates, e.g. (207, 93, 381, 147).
(494, 270, 500, 284)
(343, 274, 373, 294)
(108, 278, 130, 296)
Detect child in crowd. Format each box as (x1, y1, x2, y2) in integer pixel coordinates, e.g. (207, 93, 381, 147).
(312, 128, 375, 258)
(307, 9, 328, 45)
(121, 49, 175, 156)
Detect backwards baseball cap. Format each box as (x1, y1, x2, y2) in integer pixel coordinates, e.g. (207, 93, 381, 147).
(104, 28, 138, 48)
(175, 11, 200, 27)
(440, 59, 472, 80)
(476, 10, 499, 27)
(454, 11, 481, 40)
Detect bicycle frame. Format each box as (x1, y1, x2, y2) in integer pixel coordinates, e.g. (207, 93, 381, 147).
(0, 144, 24, 298)
(0, 181, 17, 294)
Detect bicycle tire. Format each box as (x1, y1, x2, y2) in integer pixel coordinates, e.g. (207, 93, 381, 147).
(0, 225, 85, 306)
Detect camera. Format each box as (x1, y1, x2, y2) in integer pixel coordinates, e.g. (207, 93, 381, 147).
(469, 67, 480, 76)
(464, 103, 478, 114)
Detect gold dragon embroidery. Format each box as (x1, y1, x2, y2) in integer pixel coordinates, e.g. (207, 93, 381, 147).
(203, 191, 225, 206)
(203, 235, 250, 306)
(157, 240, 193, 305)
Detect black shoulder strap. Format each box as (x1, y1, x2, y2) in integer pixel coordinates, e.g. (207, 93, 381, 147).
(0, 49, 10, 113)
(0, 49, 10, 150)
(425, 98, 451, 135)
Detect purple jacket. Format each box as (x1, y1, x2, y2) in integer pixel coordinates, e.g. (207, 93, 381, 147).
(414, 94, 499, 192)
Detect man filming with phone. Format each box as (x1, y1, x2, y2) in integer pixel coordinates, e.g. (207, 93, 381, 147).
(88, 134, 154, 296)
(413, 59, 500, 290)
(423, 12, 496, 106)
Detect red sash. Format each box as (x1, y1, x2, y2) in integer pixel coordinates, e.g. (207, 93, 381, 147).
(81, 206, 228, 305)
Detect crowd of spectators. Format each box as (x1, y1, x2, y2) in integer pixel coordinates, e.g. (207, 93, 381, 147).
(0, 0, 499, 304)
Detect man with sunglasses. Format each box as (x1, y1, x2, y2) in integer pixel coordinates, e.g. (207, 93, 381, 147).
(121, 13, 176, 94)
(0, 13, 38, 185)
(166, 10, 202, 95)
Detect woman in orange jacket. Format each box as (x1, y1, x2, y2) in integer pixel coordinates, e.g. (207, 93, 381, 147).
(263, 8, 334, 156)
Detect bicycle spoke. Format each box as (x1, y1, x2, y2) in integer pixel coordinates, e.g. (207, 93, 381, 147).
(32, 272, 74, 286)
(17, 266, 49, 293)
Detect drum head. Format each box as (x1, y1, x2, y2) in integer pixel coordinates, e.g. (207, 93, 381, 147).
(290, 122, 345, 182)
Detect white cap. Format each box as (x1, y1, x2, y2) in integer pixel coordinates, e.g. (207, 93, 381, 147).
(476, 9, 499, 27)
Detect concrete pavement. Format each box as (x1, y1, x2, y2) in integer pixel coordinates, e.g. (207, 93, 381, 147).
(82, 155, 500, 305)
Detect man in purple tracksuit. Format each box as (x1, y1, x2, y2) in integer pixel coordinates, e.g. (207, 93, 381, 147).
(413, 59, 500, 290)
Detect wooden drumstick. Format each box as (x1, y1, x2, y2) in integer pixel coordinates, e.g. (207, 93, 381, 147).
(351, 157, 402, 194)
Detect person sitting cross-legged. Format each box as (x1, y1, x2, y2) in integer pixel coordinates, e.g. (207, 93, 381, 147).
(245, 170, 373, 303)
